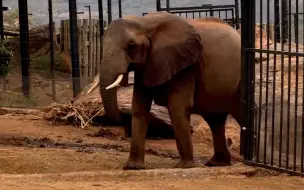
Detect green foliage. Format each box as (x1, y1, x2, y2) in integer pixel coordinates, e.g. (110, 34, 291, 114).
(0, 42, 13, 77)
(3, 8, 34, 29)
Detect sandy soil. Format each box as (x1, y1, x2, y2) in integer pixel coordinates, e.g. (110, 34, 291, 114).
(0, 109, 303, 189)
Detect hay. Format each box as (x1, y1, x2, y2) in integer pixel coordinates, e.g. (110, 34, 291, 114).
(43, 101, 104, 128)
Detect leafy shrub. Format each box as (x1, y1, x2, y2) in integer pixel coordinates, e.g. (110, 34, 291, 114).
(0, 42, 13, 77)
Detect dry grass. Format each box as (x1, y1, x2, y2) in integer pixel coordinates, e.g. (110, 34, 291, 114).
(42, 101, 104, 128)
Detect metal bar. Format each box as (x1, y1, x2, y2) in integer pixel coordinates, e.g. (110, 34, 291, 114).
(159, 4, 236, 12)
(210, 8, 214, 16)
(98, 0, 104, 37)
(232, 9, 235, 28)
(240, 0, 256, 159)
(168, 8, 234, 14)
(156, 0, 161, 12)
(68, 0, 81, 97)
(84, 5, 91, 20)
(282, 0, 288, 43)
(166, 0, 170, 11)
(245, 48, 304, 56)
(107, 0, 112, 23)
(271, 0, 279, 166)
(263, 0, 271, 164)
(244, 160, 304, 177)
(118, 0, 122, 18)
(0, 0, 4, 41)
(257, 0, 263, 163)
(279, 0, 287, 167)
(302, 0, 304, 173)
(225, 10, 228, 21)
(293, 0, 299, 172)
(234, 0, 240, 29)
(274, 0, 280, 43)
(48, 0, 56, 101)
(286, 0, 292, 170)
(18, 0, 30, 98)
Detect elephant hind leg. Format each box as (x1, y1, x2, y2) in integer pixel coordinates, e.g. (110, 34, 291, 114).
(203, 112, 232, 167)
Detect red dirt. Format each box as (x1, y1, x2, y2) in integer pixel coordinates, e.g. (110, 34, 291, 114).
(0, 110, 303, 189)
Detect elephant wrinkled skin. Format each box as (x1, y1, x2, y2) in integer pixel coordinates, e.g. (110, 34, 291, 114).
(99, 12, 242, 170)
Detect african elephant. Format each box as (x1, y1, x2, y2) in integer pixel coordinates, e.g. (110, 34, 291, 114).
(99, 12, 242, 170)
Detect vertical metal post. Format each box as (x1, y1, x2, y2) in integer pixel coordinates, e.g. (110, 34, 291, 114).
(293, 13, 299, 44)
(282, 0, 288, 43)
(48, 0, 56, 101)
(69, 0, 81, 98)
(98, 0, 104, 37)
(0, 0, 4, 41)
(240, 0, 256, 159)
(0, 0, 4, 91)
(107, 0, 112, 24)
(166, 0, 170, 11)
(118, 0, 122, 18)
(18, 0, 30, 98)
(274, 0, 281, 43)
(85, 5, 91, 20)
(235, 0, 240, 29)
(156, 0, 161, 11)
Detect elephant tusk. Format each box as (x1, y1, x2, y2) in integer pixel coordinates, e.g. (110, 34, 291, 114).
(105, 74, 124, 90)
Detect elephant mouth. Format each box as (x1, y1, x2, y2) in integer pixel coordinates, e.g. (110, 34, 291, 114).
(105, 64, 135, 90)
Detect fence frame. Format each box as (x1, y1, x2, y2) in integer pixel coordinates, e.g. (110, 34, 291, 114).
(241, 0, 304, 177)
(154, 0, 240, 29)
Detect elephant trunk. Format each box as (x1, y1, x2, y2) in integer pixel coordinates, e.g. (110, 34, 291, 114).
(99, 51, 129, 122)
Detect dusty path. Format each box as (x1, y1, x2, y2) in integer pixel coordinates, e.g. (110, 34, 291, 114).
(0, 109, 303, 189)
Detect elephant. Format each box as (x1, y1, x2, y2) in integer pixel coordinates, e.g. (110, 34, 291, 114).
(99, 12, 242, 170)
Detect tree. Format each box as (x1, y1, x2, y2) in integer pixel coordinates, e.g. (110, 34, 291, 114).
(3, 8, 35, 30)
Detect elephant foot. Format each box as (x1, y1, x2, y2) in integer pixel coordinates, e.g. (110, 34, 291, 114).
(123, 160, 146, 170)
(205, 152, 231, 167)
(175, 160, 197, 169)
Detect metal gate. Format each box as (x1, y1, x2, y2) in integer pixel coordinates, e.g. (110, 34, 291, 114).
(143, 0, 240, 29)
(241, 0, 304, 176)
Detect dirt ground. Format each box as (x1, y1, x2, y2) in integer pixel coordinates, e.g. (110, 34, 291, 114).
(0, 109, 302, 189)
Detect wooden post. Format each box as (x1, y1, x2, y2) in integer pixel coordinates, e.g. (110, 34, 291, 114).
(92, 19, 97, 78)
(64, 20, 68, 51)
(96, 20, 101, 78)
(82, 19, 89, 87)
(88, 19, 94, 81)
(60, 20, 64, 51)
(77, 19, 83, 89)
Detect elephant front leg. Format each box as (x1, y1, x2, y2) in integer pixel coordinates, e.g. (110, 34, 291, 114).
(167, 76, 196, 168)
(123, 75, 152, 170)
(168, 104, 196, 168)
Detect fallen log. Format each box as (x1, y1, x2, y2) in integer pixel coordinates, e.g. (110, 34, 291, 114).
(43, 72, 202, 139)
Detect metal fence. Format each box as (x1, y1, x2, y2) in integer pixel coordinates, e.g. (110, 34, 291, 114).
(241, 0, 304, 176)
(143, 0, 240, 29)
(0, 0, 240, 109)
(0, 0, 119, 108)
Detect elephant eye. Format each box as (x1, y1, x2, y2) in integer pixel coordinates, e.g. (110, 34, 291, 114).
(127, 42, 138, 53)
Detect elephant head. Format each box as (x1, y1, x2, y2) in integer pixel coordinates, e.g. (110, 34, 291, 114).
(99, 12, 203, 121)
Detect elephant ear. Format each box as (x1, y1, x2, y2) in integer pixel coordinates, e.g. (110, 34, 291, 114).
(142, 14, 203, 87)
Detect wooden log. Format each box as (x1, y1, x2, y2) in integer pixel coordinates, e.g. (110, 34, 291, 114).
(73, 73, 202, 139)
